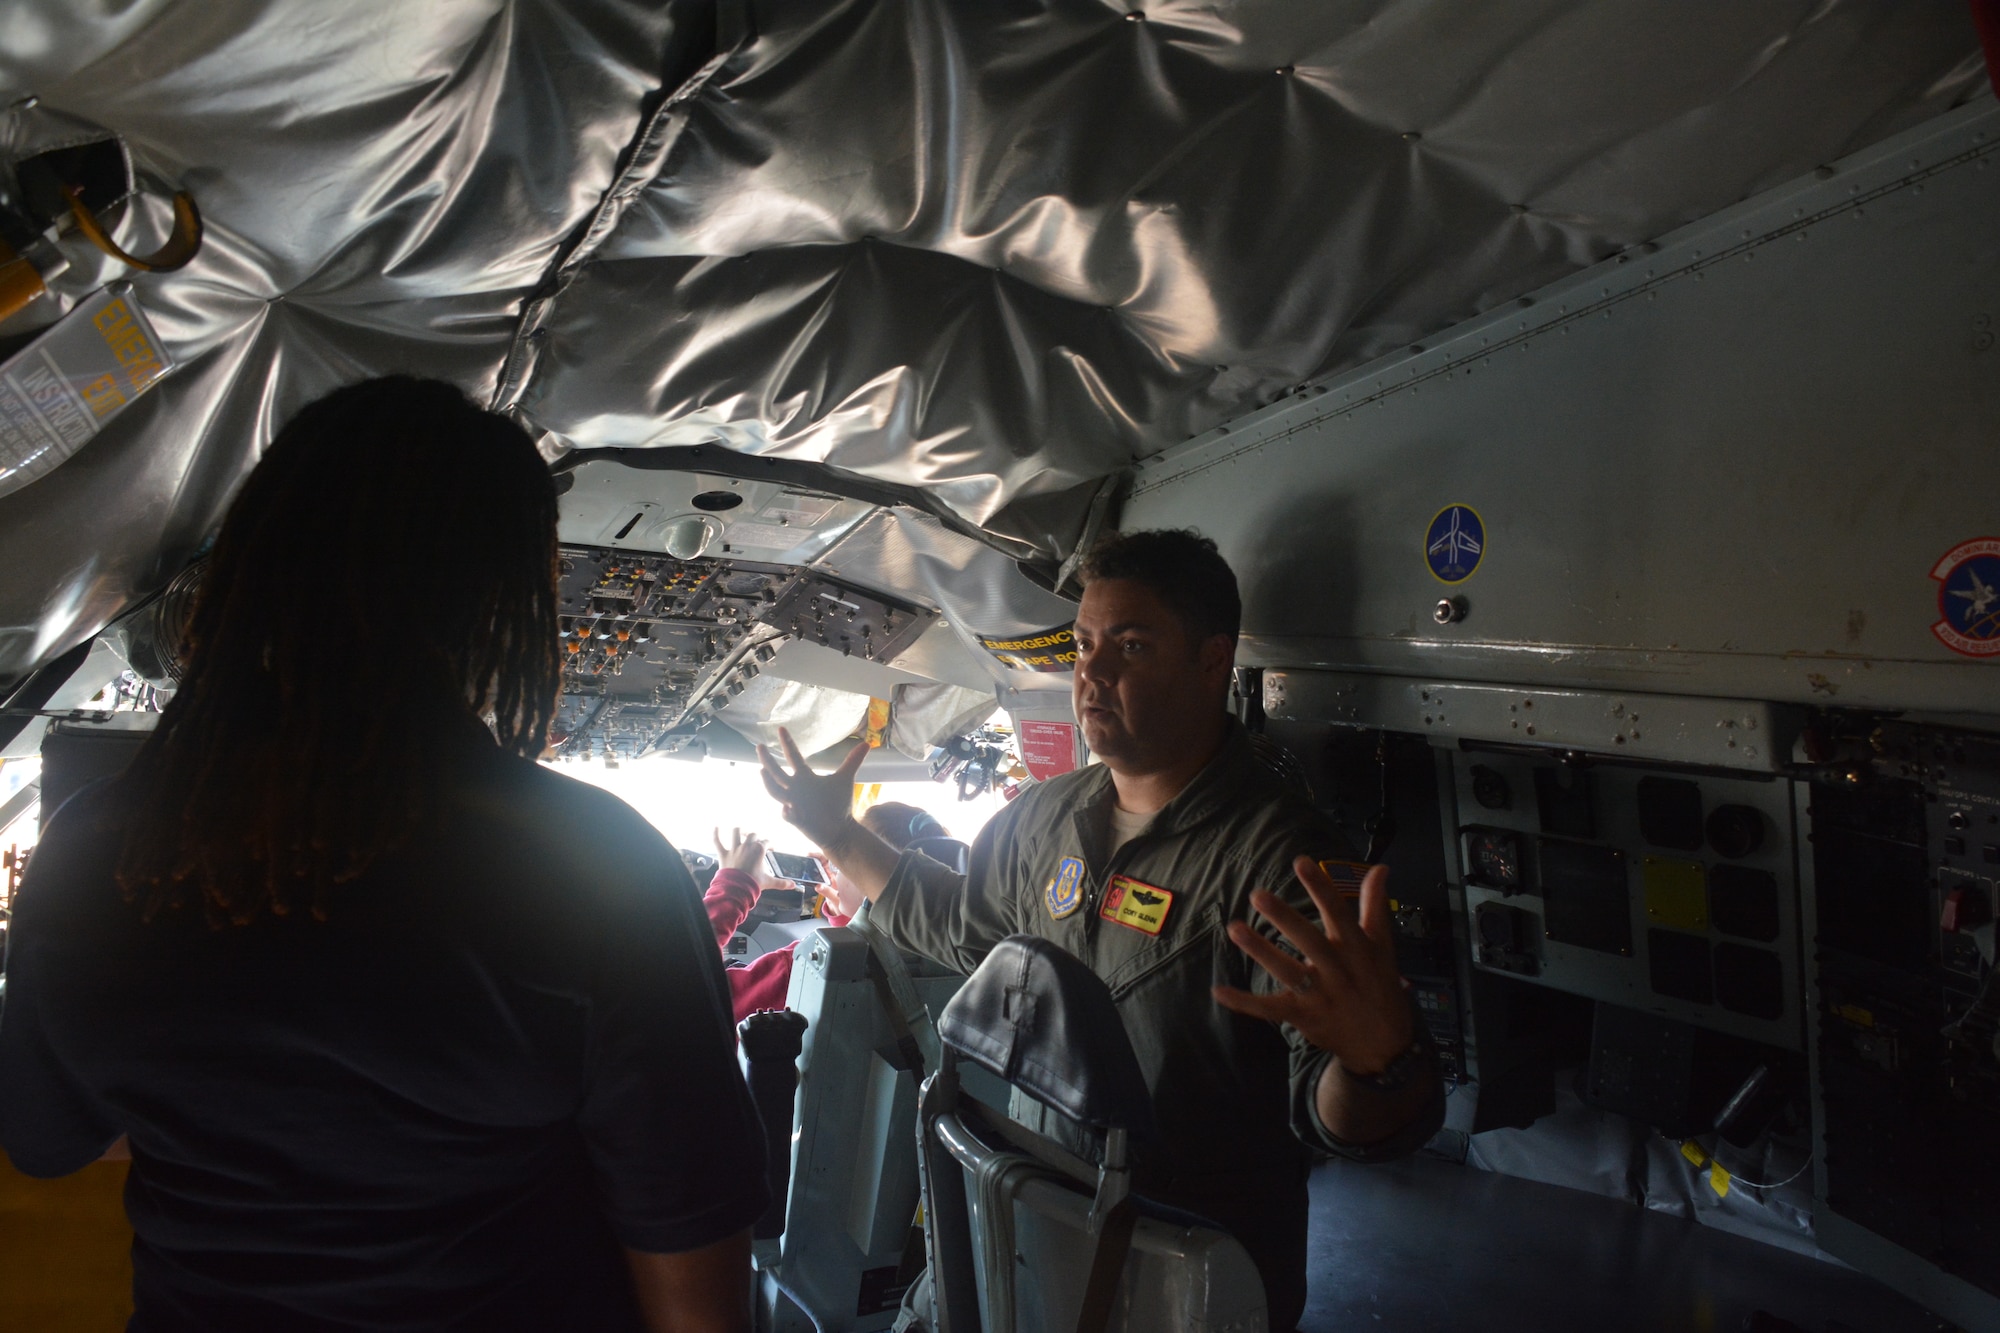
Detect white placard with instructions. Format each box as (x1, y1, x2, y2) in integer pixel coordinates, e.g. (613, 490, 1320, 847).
(0, 284, 173, 501)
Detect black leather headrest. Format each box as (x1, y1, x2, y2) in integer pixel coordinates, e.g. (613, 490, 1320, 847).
(937, 935, 1156, 1138)
(907, 836, 971, 874)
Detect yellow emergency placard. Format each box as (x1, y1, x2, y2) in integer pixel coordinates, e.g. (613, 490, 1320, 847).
(0, 285, 174, 501)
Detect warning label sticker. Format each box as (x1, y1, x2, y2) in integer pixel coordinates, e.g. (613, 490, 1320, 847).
(0, 286, 173, 501)
(1018, 719, 1079, 781)
(977, 624, 1077, 672)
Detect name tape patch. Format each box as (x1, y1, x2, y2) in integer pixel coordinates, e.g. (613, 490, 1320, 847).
(1046, 857, 1085, 920)
(1101, 875, 1174, 936)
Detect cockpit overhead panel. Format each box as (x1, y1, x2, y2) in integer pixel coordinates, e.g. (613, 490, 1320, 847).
(551, 544, 934, 763)
(554, 460, 885, 569)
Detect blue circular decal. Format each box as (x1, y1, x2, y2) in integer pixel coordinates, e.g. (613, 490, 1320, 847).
(1425, 504, 1485, 584)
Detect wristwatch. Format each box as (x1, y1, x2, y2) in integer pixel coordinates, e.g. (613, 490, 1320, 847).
(1339, 1035, 1430, 1093)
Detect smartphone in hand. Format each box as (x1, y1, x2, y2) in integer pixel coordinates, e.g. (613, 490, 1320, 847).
(764, 850, 829, 886)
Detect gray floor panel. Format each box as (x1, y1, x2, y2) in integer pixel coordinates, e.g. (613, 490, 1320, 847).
(1302, 1155, 1944, 1333)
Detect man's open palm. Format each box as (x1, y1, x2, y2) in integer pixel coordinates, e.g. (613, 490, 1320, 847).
(1212, 858, 1414, 1076)
(757, 728, 869, 847)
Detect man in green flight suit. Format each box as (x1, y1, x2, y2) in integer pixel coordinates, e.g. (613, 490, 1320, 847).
(759, 529, 1444, 1330)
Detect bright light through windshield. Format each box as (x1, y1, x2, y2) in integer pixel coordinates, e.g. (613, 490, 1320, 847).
(1, 757, 44, 927)
(548, 755, 1008, 861)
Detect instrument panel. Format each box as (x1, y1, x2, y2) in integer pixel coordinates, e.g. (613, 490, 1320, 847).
(552, 545, 933, 762)
(1453, 751, 1802, 1052)
(1813, 720, 2000, 1299)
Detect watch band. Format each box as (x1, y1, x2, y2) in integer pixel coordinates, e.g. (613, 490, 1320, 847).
(1339, 1036, 1430, 1093)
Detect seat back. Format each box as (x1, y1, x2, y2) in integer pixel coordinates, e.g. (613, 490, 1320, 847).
(906, 836, 971, 874)
(918, 936, 1267, 1333)
(752, 925, 1008, 1332)
(935, 934, 1154, 1142)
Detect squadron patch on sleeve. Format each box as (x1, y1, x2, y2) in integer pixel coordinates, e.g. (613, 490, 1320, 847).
(1046, 857, 1085, 920)
(1100, 875, 1174, 936)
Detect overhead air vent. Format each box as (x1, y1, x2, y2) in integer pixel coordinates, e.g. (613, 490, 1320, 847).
(659, 514, 722, 560)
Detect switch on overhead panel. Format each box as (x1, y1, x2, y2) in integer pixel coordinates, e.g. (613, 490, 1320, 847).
(1941, 876, 1992, 934)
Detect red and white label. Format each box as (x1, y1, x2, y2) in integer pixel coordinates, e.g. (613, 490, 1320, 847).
(1017, 719, 1079, 781)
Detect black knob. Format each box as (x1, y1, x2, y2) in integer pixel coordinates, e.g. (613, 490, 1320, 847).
(1706, 804, 1764, 860)
(739, 1008, 808, 1059)
(1470, 764, 1511, 811)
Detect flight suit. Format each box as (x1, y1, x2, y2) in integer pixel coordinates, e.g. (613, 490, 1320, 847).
(871, 720, 1445, 1329)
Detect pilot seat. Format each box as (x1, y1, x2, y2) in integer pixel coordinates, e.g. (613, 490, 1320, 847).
(912, 935, 1269, 1333)
(741, 904, 995, 1332)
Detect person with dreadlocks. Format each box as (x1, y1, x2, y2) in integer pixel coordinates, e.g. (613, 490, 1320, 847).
(0, 378, 766, 1333)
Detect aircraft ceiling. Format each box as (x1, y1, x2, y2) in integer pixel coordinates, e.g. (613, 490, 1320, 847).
(0, 0, 1989, 681)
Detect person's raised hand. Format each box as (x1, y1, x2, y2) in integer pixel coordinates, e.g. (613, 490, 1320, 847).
(1212, 859, 1414, 1075)
(713, 826, 767, 876)
(757, 727, 869, 850)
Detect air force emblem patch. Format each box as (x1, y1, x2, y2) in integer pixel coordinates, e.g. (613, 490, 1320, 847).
(1046, 857, 1085, 920)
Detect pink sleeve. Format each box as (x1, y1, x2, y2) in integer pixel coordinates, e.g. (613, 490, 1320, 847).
(727, 945, 796, 1023)
(702, 868, 760, 949)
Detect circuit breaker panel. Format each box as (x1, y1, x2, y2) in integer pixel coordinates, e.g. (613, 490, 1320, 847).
(1453, 752, 1802, 1053)
(1256, 666, 2000, 1323)
(1809, 719, 2000, 1312)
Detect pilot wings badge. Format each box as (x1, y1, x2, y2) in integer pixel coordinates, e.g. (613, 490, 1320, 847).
(1100, 875, 1174, 936)
(1046, 857, 1085, 920)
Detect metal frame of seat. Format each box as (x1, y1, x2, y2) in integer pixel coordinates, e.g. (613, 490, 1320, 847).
(914, 940, 1269, 1333)
(746, 910, 1013, 1333)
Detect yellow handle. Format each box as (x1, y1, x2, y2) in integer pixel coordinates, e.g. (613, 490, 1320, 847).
(63, 185, 202, 272)
(0, 239, 48, 323)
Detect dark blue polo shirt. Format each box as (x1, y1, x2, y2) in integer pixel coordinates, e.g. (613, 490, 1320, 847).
(0, 736, 766, 1331)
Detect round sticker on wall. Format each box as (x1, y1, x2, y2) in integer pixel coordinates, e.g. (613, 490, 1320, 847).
(1425, 504, 1485, 584)
(1931, 537, 2000, 658)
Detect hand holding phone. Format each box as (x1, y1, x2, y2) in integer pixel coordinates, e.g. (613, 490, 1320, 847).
(764, 849, 829, 886)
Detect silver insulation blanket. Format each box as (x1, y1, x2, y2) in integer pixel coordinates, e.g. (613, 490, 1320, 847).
(0, 1, 1987, 679)
(0, 0, 696, 678)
